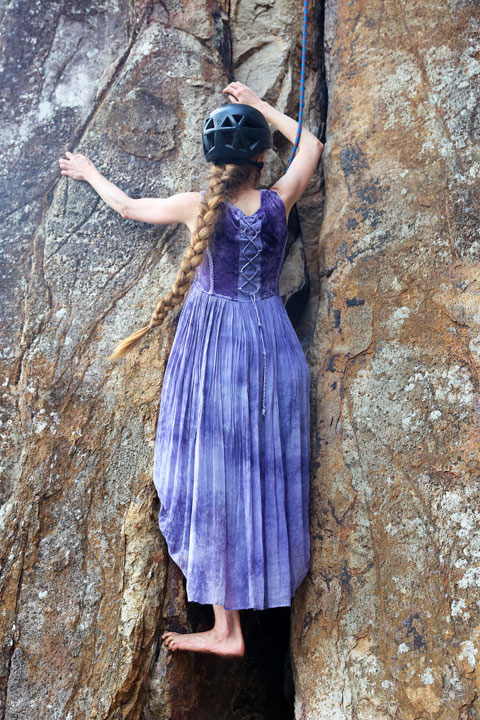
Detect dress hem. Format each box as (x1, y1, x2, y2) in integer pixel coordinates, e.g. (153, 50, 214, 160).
(160, 518, 310, 611)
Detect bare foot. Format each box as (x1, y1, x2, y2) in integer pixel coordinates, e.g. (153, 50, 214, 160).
(161, 626, 245, 657)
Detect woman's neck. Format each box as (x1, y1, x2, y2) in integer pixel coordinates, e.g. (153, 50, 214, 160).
(230, 184, 259, 201)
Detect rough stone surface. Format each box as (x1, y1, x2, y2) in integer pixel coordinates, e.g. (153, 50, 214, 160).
(291, 0, 480, 718)
(0, 1, 318, 718)
(0, 0, 478, 718)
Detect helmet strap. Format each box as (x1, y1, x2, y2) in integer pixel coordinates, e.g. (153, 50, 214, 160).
(214, 159, 264, 170)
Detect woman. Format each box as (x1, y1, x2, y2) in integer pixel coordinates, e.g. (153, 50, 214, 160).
(59, 81, 324, 658)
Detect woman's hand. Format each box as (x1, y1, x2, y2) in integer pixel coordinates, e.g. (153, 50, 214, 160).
(58, 151, 96, 181)
(222, 81, 263, 109)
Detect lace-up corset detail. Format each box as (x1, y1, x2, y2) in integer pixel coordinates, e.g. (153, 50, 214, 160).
(192, 188, 289, 419)
(236, 213, 268, 414)
(193, 188, 288, 301)
(237, 215, 262, 298)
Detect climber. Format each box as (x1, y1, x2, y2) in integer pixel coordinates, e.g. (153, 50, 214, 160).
(58, 81, 323, 657)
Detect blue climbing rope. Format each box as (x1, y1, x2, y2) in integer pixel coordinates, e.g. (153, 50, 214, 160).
(287, 0, 308, 169)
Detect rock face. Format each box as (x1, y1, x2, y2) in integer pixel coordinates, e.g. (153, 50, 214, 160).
(291, 0, 480, 718)
(0, 1, 478, 720)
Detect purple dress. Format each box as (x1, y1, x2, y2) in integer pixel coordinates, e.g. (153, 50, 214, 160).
(152, 188, 310, 610)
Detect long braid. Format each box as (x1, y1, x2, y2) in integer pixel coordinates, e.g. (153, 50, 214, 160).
(107, 160, 259, 361)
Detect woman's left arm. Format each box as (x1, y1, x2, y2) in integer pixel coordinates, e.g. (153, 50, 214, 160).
(58, 151, 200, 227)
(119, 192, 202, 227)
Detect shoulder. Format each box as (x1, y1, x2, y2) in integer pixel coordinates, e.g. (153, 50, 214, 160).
(184, 191, 204, 232)
(265, 186, 290, 224)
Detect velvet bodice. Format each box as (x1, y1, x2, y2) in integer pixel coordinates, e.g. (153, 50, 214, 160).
(193, 188, 288, 301)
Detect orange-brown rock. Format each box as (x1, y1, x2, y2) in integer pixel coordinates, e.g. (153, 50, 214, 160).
(1, 0, 478, 718)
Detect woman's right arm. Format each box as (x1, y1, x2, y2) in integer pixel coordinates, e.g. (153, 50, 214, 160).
(259, 101, 322, 155)
(259, 100, 323, 215)
(222, 82, 324, 215)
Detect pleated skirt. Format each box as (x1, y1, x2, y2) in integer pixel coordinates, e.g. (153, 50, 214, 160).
(152, 279, 311, 610)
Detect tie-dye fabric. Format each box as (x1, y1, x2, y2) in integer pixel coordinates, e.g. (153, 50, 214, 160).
(152, 188, 311, 610)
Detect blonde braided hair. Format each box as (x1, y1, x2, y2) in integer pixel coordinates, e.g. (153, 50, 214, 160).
(107, 159, 262, 361)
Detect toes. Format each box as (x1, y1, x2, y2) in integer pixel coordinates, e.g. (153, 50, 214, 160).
(161, 630, 186, 652)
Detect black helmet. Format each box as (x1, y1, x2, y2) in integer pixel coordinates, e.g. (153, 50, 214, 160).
(202, 103, 273, 169)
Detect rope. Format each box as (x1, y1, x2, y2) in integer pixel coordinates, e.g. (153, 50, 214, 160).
(287, 0, 308, 169)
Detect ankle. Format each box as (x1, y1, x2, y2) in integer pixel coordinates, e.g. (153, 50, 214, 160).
(212, 622, 231, 640)
(211, 605, 242, 640)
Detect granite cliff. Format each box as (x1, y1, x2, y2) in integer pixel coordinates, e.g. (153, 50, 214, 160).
(0, 0, 479, 718)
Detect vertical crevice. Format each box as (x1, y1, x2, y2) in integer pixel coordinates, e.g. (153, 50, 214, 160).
(211, 5, 233, 79)
(285, 0, 328, 340)
(288, 1, 328, 718)
(314, 0, 329, 144)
